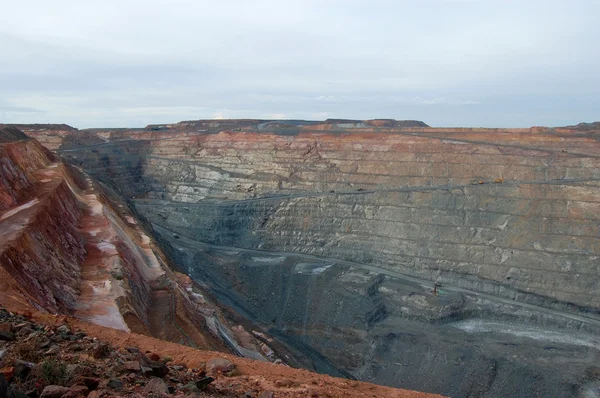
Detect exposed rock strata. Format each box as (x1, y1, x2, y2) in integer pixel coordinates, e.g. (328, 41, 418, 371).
(16, 120, 600, 397)
(43, 123, 600, 312)
(0, 128, 280, 363)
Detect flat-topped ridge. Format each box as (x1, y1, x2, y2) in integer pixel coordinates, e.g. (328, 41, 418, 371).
(564, 121, 600, 132)
(5, 123, 76, 131)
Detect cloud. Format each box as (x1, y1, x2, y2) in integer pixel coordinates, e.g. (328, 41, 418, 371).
(0, 0, 598, 127)
(405, 97, 480, 106)
(0, 105, 44, 113)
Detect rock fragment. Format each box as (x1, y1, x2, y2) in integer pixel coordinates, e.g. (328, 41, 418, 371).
(107, 378, 123, 390)
(39, 385, 70, 398)
(206, 357, 235, 375)
(143, 377, 169, 395)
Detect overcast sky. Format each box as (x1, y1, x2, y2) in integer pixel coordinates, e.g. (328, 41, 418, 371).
(1, 0, 598, 128)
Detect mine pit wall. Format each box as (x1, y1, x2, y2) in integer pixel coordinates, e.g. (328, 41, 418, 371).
(22, 129, 600, 302)
(92, 187, 154, 332)
(79, 173, 244, 352)
(110, 240, 152, 334)
(124, 130, 600, 316)
(137, 188, 600, 316)
(0, 140, 56, 210)
(0, 139, 85, 312)
(14, 124, 78, 151)
(16, 124, 600, 396)
(61, 138, 153, 199)
(0, 131, 285, 360)
(0, 138, 153, 333)
(0, 180, 85, 312)
(44, 127, 600, 317)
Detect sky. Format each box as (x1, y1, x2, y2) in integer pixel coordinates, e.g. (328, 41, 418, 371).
(0, 0, 598, 128)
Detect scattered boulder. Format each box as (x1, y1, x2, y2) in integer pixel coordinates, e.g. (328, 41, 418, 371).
(73, 377, 100, 391)
(61, 388, 88, 398)
(206, 358, 235, 375)
(56, 325, 70, 334)
(12, 323, 28, 330)
(258, 391, 274, 398)
(275, 379, 300, 388)
(147, 353, 161, 361)
(123, 361, 141, 372)
(182, 382, 200, 394)
(151, 363, 169, 378)
(40, 385, 70, 398)
(143, 377, 169, 395)
(16, 327, 34, 338)
(195, 376, 214, 391)
(107, 378, 124, 390)
(225, 367, 242, 377)
(92, 344, 110, 359)
(65, 364, 82, 376)
(0, 331, 15, 342)
(141, 366, 153, 376)
(39, 339, 52, 349)
(69, 385, 89, 396)
(45, 345, 60, 355)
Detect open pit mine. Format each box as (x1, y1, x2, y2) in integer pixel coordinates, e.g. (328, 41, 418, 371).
(2, 119, 600, 397)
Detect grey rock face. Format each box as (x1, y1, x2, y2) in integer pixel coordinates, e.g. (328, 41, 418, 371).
(51, 125, 600, 397)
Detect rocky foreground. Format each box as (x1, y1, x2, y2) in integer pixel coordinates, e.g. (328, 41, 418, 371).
(0, 306, 437, 398)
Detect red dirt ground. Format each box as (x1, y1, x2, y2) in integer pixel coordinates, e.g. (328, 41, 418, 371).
(5, 304, 443, 398)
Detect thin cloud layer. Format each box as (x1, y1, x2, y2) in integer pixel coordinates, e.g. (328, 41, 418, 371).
(1, 0, 598, 127)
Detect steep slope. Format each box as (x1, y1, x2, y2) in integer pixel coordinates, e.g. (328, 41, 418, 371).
(0, 126, 28, 143)
(7, 124, 78, 151)
(17, 120, 600, 397)
(50, 122, 600, 311)
(0, 128, 283, 362)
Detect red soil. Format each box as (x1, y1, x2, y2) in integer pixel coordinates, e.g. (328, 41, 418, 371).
(13, 305, 443, 398)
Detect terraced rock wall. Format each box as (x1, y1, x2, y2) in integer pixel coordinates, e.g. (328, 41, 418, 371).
(0, 139, 85, 312)
(0, 129, 282, 361)
(21, 121, 600, 397)
(53, 127, 600, 313)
